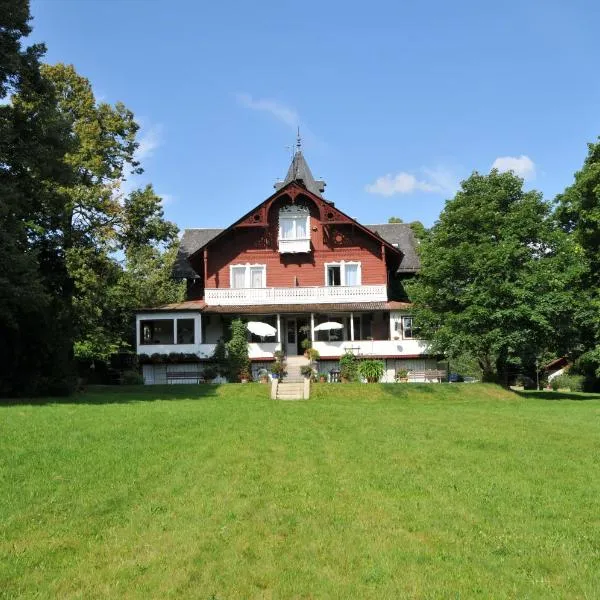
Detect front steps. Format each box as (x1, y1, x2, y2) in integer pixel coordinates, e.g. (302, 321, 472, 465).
(272, 355, 310, 400)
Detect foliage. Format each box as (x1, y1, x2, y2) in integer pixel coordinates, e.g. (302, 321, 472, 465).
(122, 370, 144, 385)
(395, 368, 409, 382)
(307, 348, 320, 363)
(301, 337, 312, 351)
(555, 137, 600, 385)
(138, 353, 199, 364)
(226, 319, 250, 382)
(300, 365, 315, 378)
(409, 221, 428, 242)
(409, 170, 580, 383)
(551, 374, 584, 392)
(358, 359, 385, 383)
(339, 351, 358, 381)
(201, 365, 217, 382)
(388, 216, 403, 223)
(271, 351, 287, 378)
(210, 339, 228, 377)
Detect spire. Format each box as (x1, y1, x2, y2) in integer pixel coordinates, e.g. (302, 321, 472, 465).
(274, 131, 326, 197)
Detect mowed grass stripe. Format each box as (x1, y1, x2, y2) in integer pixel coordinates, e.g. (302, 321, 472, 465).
(1, 384, 599, 599)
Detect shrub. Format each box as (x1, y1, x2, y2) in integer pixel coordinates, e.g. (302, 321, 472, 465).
(211, 339, 228, 376)
(358, 359, 385, 383)
(301, 338, 312, 352)
(300, 365, 315, 378)
(395, 368, 409, 382)
(138, 353, 150, 364)
(307, 348, 320, 363)
(515, 375, 536, 390)
(552, 374, 584, 392)
(122, 370, 144, 385)
(226, 319, 250, 381)
(271, 352, 287, 378)
(339, 352, 358, 382)
(202, 365, 217, 381)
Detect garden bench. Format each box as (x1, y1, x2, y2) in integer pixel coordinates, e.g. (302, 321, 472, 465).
(405, 370, 447, 382)
(166, 371, 204, 384)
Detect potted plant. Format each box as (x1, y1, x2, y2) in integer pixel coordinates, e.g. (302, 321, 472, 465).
(319, 373, 327, 383)
(358, 359, 385, 383)
(239, 367, 251, 383)
(300, 365, 315, 379)
(307, 347, 320, 363)
(271, 351, 287, 380)
(301, 337, 312, 356)
(395, 368, 409, 383)
(257, 368, 269, 384)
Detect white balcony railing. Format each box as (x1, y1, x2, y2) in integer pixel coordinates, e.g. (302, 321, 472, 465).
(278, 238, 311, 253)
(205, 285, 388, 306)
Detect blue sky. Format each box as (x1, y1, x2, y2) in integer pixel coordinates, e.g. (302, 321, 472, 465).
(30, 0, 600, 229)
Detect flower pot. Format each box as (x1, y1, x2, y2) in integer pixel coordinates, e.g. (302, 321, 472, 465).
(319, 375, 326, 383)
(260, 376, 269, 384)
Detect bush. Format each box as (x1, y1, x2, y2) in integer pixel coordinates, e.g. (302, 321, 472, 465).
(122, 370, 144, 385)
(515, 374, 536, 390)
(226, 319, 250, 381)
(358, 359, 385, 383)
(300, 365, 315, 378)
(339, 352, 358, 382)
(552, 374, 584, 392)
(307, 348, 320, 363)
(202, 365, 217, 381)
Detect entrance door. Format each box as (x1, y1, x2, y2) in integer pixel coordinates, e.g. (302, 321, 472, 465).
(286, 318, 298, 355)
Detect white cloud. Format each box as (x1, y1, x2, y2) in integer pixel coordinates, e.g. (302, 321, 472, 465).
(135, 124, 163, 161)
(236, 93, 299, 128)
(491, 155, 536, 179)
(365, 166, 458, 197)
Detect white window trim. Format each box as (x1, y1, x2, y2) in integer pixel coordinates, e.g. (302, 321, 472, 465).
(324, 261, 362, 287)
(229, 264, 267, 289)
(401, 316, 414, 340)
(278, 214, 310, 241)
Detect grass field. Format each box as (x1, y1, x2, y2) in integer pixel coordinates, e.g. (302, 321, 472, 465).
(1, 383, 600, 599)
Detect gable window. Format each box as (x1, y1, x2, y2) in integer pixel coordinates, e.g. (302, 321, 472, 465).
(325, 262, 361, 287)
(230, 264, 266, 288)
(278, 205, 310, 253)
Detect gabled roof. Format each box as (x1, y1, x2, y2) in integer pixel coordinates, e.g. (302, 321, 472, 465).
(365, 224, 421, 272)
(173, 220, 420, 278)
(274, 151, 326, 197)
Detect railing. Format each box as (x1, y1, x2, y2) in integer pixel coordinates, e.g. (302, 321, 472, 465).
(278, 238, 311, 254)
(205, 285, 388, 306)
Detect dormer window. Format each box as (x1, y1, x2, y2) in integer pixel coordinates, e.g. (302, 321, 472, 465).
(278, 205, 310, 253)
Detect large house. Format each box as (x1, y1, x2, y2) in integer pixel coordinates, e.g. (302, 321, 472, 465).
(136, 148, 438, 383)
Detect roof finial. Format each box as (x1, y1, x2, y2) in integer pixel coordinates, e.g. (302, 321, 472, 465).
(296, 126, 302, 153)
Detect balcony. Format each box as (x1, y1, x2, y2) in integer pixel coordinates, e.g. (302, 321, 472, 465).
(204, 285, 388, 306)
(278, 238, 311, 254)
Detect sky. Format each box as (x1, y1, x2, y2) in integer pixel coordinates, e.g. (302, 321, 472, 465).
(29, 0, 600, 229)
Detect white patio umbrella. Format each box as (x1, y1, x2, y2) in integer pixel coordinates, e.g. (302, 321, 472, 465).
(246, 321, 277, 337)
(313, 321, 344, 332)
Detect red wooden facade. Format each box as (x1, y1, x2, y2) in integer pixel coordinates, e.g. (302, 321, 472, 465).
(189, 184, 401, 293)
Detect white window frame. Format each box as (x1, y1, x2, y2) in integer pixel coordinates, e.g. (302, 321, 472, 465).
(229, 264, 266, 289)
(324, 261, 362, 287)
(401, 316, 414, 340)
(278, 207, 310, 242)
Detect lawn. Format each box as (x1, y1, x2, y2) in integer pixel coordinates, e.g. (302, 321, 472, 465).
(1, 383, 600, 599)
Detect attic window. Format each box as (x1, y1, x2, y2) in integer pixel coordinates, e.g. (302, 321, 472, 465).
(278, 205, 310, 253)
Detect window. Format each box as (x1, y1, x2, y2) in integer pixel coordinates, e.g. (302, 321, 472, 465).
(140, 319, 174, 345)
(230, 264, 266, 288)
(177, 319, 195, 344)
(278, 206, 310, 253)
(325, 262, 361, 286)
(402, 316, 413, 339)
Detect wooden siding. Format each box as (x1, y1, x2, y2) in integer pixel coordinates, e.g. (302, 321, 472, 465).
(205, 196, 388, 289)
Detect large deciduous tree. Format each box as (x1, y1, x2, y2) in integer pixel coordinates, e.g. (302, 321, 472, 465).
(556, 138, 600, 384)
(409, 170, 579, 383)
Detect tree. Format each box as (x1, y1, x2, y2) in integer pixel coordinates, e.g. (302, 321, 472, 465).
(555, 137, 600, 383)
(0, 1, 76, 395)
(409, 170, 579, 383)
(226, 319, 250, 382)
(388, 216, 403, 223)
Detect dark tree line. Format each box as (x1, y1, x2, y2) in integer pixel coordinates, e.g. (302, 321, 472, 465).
(0, 1, 182, 396)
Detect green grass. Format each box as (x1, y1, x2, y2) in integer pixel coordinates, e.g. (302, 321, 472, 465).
(1, 383, 600, 599)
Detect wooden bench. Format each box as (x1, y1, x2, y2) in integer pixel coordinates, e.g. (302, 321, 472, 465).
(405, 370, 447, 382)
(166, 371, 204, 384)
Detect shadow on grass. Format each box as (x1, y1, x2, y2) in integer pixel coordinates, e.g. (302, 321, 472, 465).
(0, 384, 222, 406)
(513, 389, 600, 401)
